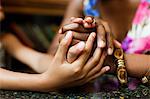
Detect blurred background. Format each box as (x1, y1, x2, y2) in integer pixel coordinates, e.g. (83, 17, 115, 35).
(1, 0, 69, 72)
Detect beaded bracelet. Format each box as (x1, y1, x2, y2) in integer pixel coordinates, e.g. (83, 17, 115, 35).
(114, 48, 128, 85)
(142, 68, 150, 84)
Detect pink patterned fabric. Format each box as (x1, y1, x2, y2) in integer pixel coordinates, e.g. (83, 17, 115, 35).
(122, 0, 150, 54)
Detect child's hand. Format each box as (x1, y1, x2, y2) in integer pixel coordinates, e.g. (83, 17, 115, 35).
(42, 31, 110, 91)
(75, 16, 115, 55)
(59, 17, 116, 55)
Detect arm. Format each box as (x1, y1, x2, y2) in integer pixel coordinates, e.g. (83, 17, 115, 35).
(125, 54, 150, 78)
(48, 0, 84, 55)
(0, 68, 45, 91)
(0, 33, 51, 73)
(59, 17, 150, 78)
(0, 31, 109, 92)
(105, 53, 150, 78)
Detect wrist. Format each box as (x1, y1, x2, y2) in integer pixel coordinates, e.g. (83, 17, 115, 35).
(39, 72, 58, 92)
(36, 54, 53, 73)
(104, 55, 117, 74)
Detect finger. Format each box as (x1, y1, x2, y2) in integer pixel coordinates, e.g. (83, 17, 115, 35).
(66, 66, 110, 87)
(83, 48, 102, 74)
(97, 24, 106, 48)
(55, 31, 73, 61)
(58, 34, 65, 43)
(102, 21, 114, 55)
(72, 31, 89, 41)
(71, 17, 83, 24)
(86, 66, 110, 82)
(71, 39, 80, 45)
(73, 32, 96, 66)
(60, 23, 95, 33)
(84, 16, 94, 23)
(83, 16, 96, 28)
(86, 51, 107, 78)
(59, 32, 89, 44)
(83, 22, 93, 28)
(113, 39, 122, 48)
(70, 17, 75, 21)
(71, 39, 82, 46)
(67, 42, 85, 63)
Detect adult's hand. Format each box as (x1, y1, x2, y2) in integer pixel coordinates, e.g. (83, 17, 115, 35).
(42, 31, 110, 91)
(59, 17, 115, 55)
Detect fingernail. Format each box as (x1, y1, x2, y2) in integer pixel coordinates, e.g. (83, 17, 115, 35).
(86, 17, 92, 20)
(77, 42, 85, 51)
(105, 66, 110, 71)
(108, 48, 113, 55)
(91, 32, 96, 38)
(65, 31, 72, 40)
(58, 28, 62, 34)
(85, 17, 93, 23)
(84, 22, 89, 27)
(98, 40, 106, 48)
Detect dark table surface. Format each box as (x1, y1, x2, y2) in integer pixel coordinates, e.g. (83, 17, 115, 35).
(0, 84, 150, 99)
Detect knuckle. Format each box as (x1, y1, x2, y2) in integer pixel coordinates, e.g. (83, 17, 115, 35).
(94, 65, 102, 71)
(73, 67, 82, 76)
(92, 56, 100, 64)
(68, 50, 77, 58)
(103, 21, 109, 26)
(68, 50, 75, 55)
(79, 73, 86, 80)
(98, 24, 104, 29)
(71, 23, 80, 29)
(83, 34, 89, 40)
(59, 35, 64, 43)
(84, 48, 90, 54)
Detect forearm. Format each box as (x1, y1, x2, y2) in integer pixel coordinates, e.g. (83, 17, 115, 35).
(1, 33, 51, 73)
(0, 68, 46, 91)
(124, 54, 150, 78)
(48, 0, 84, 55)
(105, 54, 150, 78)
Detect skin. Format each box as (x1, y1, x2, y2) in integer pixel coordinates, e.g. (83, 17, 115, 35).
(0, 32, 110, 91)
(48, 0, 150, 78)
(0, 6, 110, 91)
(0, 0, 149, 91)
(60, 17, 150, 78)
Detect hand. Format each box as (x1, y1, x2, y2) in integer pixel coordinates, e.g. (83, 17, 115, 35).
(71, 16, 115, 55)
(42, 31, 110, 91)
(59, 17, 115, 55)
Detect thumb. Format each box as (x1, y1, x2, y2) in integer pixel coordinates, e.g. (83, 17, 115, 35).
(67, 41, 85, 63)
(55, 31, 73, 62)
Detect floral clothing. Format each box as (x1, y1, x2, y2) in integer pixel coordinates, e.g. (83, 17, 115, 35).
(122, 0, 150, 54)
(84, 0, 150, 54)
(84, 0, 150, 90)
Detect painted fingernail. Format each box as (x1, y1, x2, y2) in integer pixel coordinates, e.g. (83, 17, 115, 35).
(77, 41, 85, 51)
(65, 31, 72, 40)
(105, 66, 110, 71)
(98, 40, 106, 48)
(108, 48, 113, 55)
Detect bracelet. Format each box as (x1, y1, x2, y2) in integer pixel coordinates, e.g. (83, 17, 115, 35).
(114, 48, 128, 85)
(142, 68, 150, 84)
